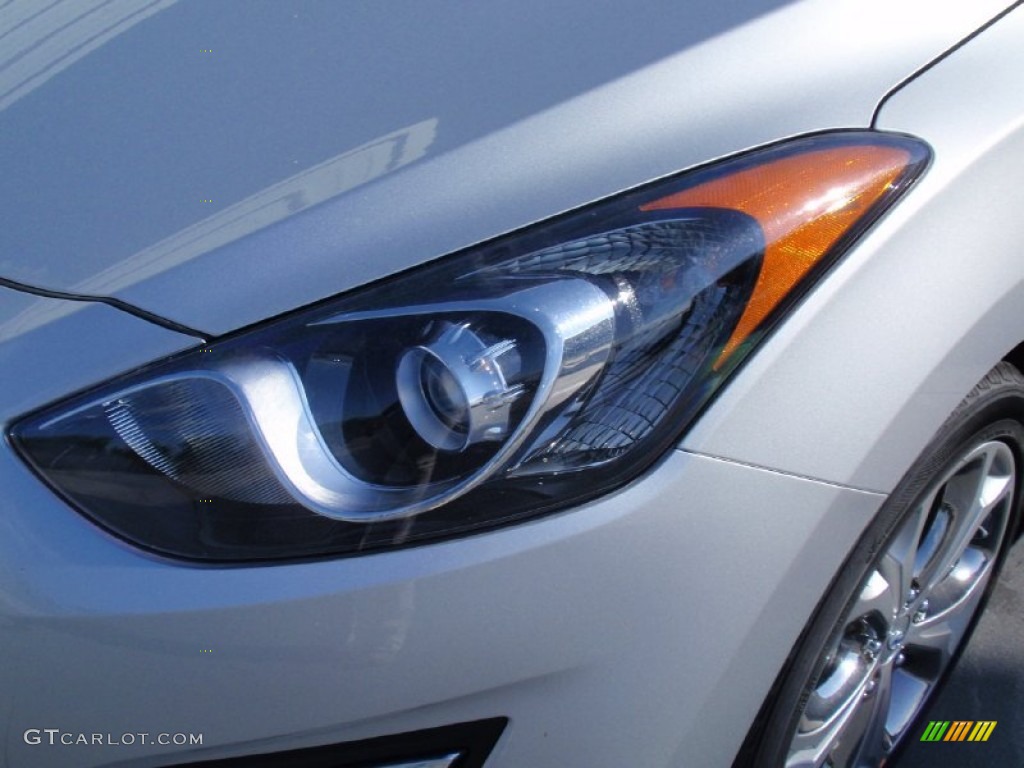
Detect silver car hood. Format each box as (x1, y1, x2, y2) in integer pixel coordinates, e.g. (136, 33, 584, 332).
(0, 0, 1010, 335)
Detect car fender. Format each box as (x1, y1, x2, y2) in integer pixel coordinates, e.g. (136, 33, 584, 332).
(682, 4, 1024, 494)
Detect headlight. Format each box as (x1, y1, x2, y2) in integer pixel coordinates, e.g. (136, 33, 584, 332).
(12, 132, 929, 561)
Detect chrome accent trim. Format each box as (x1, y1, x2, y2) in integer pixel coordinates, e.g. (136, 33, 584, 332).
(379, 754, 462, 768)
(49, 278, 615, 522)
(236, 279, 614, 520)
(396, 321, 523, 451)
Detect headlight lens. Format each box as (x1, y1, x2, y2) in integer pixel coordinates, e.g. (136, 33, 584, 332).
(12, 132, 929, 561)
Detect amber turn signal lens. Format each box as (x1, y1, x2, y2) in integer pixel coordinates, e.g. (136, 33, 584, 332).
(642, 142, 916, 363)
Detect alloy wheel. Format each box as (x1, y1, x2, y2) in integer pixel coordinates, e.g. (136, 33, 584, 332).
(785, 439, 1016, 767)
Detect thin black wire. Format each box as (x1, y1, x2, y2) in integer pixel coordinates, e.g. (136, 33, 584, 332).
(0, 276, 209, 340)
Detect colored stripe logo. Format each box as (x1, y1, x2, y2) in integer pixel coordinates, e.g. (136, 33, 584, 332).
(920, 720, 997, 742)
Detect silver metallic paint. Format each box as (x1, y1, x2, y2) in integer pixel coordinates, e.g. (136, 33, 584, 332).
(0, 445, 882, 767)
(0, 287, 197, 417)
(1, 2, 1022, 767)
(0, 1, 1009, 334)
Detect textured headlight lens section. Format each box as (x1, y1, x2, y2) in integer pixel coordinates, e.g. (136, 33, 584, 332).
(13, 132, 929, 561)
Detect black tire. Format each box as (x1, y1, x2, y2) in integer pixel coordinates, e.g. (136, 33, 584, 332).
(739, 362, 1024, 767)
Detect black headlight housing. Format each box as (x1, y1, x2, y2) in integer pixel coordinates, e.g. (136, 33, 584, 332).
(12, 132, 930, 562)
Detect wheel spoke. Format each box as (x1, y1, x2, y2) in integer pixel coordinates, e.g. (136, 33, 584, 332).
(848, 567, 898, 625)
(884, 667, 931, 740)
(905, 581, 985, 662)
(874, 503, 930, 617)
(847, 662, 895, 767)
(786, 669, 878, 768)
(979, 467, 1013, 511)
(920, 444, 1008, 595)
